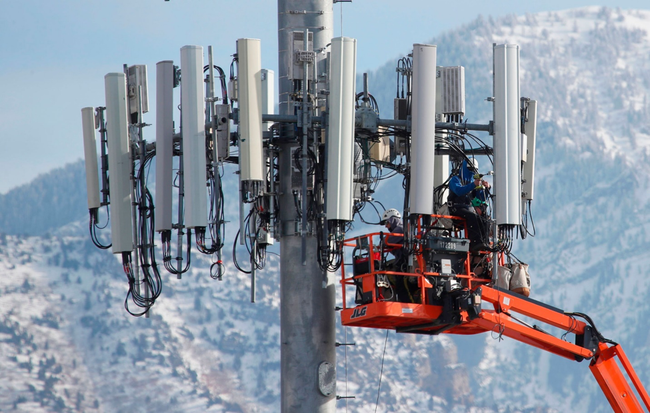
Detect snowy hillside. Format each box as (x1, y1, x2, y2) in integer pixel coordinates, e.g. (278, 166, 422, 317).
(0, 161, 87, 236)
(2, 5, 650, 413)
(0, 223, 284, 412)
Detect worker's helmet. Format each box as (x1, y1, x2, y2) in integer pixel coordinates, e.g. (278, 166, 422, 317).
(381, 208, 401, 224)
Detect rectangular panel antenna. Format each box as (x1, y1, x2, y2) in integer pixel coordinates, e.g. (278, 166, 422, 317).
(288, 31, 314, 80)
(493, 44, 522, 225)
(237, 38, 264, 183)
(326, 37, 357, 221)
(104, 73, 134, 253)
(409, 43, 437, 216)
(522, 99, 537, 201)
(181, 45, 208, 229)
(81, 107, 101, 210)
(393, 98, 408, 156)
(155, 60, 175, 232)
(438, 66, 465, 115)
(127, 65, 149, 116)
(215, 104, 230, 160)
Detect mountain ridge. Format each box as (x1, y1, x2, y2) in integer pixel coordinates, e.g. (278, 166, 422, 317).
(0, 160, 87, 236)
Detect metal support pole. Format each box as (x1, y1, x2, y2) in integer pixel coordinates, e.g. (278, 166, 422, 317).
(300, 29, 310, 265)
(278, 1, 335, 412)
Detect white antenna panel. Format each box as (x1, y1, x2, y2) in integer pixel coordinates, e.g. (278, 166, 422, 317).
(288, 31, 314, 81)
(437, 66, 465, 115)
(181, 45, 208, 229)
(261, 69, 275, 132)
(326, 37, 357, 222)
(155, 60, 175, 232)
(81, 107, 101, 210)
(127, 65, 149, 115)
(237, 38, 264, 183)
(493, 44, 522, 225)
(522, 100, 537, 201)
(104, 73, 134, 253)
(409, 43, 437, 216)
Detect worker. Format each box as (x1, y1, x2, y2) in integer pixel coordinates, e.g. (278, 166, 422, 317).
(380, 208, 405, 267)
(447, 159, 491, 252)
(380, 208, 420, 302)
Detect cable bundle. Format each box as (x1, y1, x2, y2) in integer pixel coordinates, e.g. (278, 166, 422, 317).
(89, 208, 111, 250)
(161, 230, 191, 275)
(121, 252, 162, 317)
(232, 202, 270, 274)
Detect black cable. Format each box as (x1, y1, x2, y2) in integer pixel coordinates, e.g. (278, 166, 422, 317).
(232, 229, 252, 274)
(121, 251, 161, 317)
(521, 200, 537, 238)
(162, 230, 192, 275)
(209, 260, 225, 280)
(129, 152, 163, 316)
(317, 221, 344, 272)
(232, 202, 270, 273)
(196, 165, 226, 255)
(355, 201, 383, 225)
(564, 312, 617, 345)
(203, 64, 228, 104)
(89, 207, 111, 249)
(374, 330, 390, 413)
(561, 314, 579, 342)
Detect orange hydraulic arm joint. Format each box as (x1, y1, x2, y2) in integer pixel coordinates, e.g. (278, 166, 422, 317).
(475, 286, 650, 412)
(590, 342, 650, 412)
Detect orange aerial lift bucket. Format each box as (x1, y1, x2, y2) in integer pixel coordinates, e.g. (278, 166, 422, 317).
(340, 214, 492, 334)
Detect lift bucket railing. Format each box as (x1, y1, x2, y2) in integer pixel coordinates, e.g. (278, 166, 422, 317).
(340, 213, 494, 312)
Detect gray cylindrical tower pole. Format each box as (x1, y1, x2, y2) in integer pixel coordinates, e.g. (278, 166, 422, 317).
(277, 1, 336, 412)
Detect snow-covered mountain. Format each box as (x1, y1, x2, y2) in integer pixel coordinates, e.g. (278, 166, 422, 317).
(0, 162, 88, 236)
(2, 6, 650, 412)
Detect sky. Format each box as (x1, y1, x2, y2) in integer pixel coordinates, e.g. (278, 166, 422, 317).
(1, 0, 649, 194)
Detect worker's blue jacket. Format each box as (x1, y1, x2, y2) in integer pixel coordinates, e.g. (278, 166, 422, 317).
(448, 160, 488, 206)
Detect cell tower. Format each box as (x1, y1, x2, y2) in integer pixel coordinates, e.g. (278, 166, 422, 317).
(81, 1, 650, 411)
